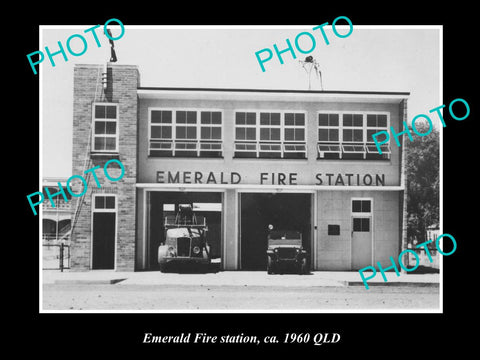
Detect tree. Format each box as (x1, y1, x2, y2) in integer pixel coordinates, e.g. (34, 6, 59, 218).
(406, 122, 440, 246)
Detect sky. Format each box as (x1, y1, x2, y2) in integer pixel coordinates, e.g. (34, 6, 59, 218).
(40, 25, 441, 178)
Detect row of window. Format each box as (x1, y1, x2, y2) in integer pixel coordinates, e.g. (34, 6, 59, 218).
(91, 104, 392, 160)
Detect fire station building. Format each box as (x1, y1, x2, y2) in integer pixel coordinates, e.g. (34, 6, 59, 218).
(70, 63, 408, 272)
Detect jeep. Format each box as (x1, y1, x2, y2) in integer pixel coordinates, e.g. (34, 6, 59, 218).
(266, 228, 308, 275)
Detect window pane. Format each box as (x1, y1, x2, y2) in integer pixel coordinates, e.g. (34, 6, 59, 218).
(296, 113, 305, 126)
(152, 110, 171, 124)
(352, 200, 362, 212)
(318, 113, 328, 126)
(353, 114, 363, 127)
(353, 129, 363, 142)
(201, 126, 220, 140)
(330, 129, 339, 141)
(163, 111, 172, 123)
(187, 127, 196, 139)
(176, 127, 186, 139)
(246, 128, 256, 140)
(151, 111, 161, 123)
(285, 128, 294, 141)
(151, 127, 161, 138)
(260, 128, 280, 141)
(162, 126, 172, 139)
(235, 112, 245, 125)
(295, 128, 305, 141)
(260, 128, 269, 140)
(95, 196, 104, 209)
(343, 129, 352, 142)
(330, 114, 339, 126)
(378, 115, 387, 127)
(361, 200, 371, 213)
(201, 127, 211, 139)
(285, 113, 294, 126)
(201, 111, 221, 125)
(353, 218, 362, 231)
(286, 113, 305, 126)
(105, 122, 116, 134)
(95, 121, 106, 134)
(94, 137, 105, 150)
(201, 112, 210, 124)
(260, 113, 269, 125)
(362, 218, 370, 232)
(367, 129, 377, 141)
(93, 137, 116, 151)
(187, 111, 196, 124)
(271, 128, 280, 140)
(367, 114, 376, 127)
(343, 114, 353, 126)
(105, 138, 116, 150)
(212, 112, 221, 124)
(186, 127, 196, 139)
(235, 128, 245, 140)
(106, 106, 117, 119)
(152, 127, 172, 139)
(319, 129, 328, 141)
(105, 196, 115, 209)
(94, 105, 106, 119)
(271, 113, 280, 125)
(246, 112, 256, 125)
(211, 127, 221, 140)
(176, 111, 186, 123)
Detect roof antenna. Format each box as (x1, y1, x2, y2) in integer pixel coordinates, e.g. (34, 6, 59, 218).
(299, 56, 323, 90)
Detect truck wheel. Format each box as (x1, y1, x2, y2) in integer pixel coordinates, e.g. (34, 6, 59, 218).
(267, 256, 274, 274)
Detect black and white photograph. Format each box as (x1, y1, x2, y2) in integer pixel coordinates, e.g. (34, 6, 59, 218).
(38, 23, 442, 313)
(18, 7, 477, 353)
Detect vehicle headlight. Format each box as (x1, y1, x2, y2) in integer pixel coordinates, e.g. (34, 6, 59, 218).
(168, 246, 176, 256)
(193, 246, 201, 254)
(274, 248, 278, 253)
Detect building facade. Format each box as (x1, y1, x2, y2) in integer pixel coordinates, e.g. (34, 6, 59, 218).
(70, 63, 408, 272)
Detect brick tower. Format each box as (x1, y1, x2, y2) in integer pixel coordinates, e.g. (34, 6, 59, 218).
(70, 64, 139, 271)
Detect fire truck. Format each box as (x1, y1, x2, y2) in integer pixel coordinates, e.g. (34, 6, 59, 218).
(157, 204, 211, 272)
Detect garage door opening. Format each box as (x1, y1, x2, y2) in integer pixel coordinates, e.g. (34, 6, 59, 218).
(240, 193, 312, 270)
(148, 192, 223, 270)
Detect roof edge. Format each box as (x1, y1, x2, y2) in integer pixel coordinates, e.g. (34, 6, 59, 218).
(137, 86, 410, 96)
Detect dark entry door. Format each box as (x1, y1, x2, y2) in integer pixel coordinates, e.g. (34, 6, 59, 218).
(92, 212, 116, 269)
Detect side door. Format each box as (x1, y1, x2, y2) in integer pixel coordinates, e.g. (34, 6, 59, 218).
(92, 195, 116, 270)
(351, 199, 373, 270)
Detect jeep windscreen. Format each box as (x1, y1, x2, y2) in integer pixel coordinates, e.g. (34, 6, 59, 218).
(268, 230, 301, 240)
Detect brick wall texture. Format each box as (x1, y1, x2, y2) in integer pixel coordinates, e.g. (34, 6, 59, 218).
(70, 64, 139, 271)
